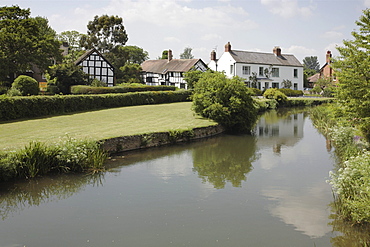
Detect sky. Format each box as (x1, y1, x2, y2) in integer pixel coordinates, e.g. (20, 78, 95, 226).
(3, 0, 369, 66)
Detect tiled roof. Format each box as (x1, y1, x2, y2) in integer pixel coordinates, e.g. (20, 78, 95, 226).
(229, 50, 303, 67)
(141, 59, 201, 74)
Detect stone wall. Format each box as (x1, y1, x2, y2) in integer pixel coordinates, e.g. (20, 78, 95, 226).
(101, 125, 225, 154)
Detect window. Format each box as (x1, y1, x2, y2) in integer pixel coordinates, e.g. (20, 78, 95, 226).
(259, 67, 264, 76)
(272, 82, 279, 88)
(230, 65, 234, 75)
(146, 77, 153, 83)
(293, 69, 298, 78)
(264, 82, 269, 89)
(294, 83, 298, 90)
(180, 83, 186, 89)
(242, 66, 251, 75)
(271, 68, 279, 77)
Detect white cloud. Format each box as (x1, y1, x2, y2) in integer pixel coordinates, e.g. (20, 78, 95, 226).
(164, 36, 181, 43)
(260, 0, 315, 18)
(322, 31, 343, 39)
(201, 33, 222, 41)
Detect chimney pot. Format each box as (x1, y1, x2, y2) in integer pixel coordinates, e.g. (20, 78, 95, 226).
(168, 49, 173, 61)
(326, 50, 332, 64)
(211, 50, 217, 61)
(273, 46, 281, 56)
(225, 42, 231, 52)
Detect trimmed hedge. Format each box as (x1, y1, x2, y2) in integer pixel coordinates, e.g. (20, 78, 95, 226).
(71, 85, 177, 94)
(278, 88, 304, 97)
(0, 90, 191, 121)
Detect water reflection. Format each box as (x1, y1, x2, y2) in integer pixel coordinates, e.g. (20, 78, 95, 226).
(0, 173, 104, 220)
(192, 134, 258, 189)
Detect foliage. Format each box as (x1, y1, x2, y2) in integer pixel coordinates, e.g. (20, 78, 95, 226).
(160, 50, 168, 59)
(180, 47, 194, 59)
(183, 70, 203, 89)
(248, 87, 262, 96)
(57, 30, 84, 63)
(316, 77, 333, 89)
(0, 6, 62, 81)
(0, 138, 107, 181)
(281, 79, 292, 89)
(80, 15, 128, 53)
(191, 71, 257, 132)
(247, 72, 258, 88)
(303, 68, 318, 88)
(47, 63, 89, 94)
(322, 86, 335, 97)
(6, 88, 22, 97)
(263, 88, 288, 105)
(11, 75, 39, 96)
(90, 78, 107, 87)
(0, 90, 191, 121)
(311, 85, 322, 94)
(303, 56, 320, 71)
(119, 63, 143, 84)
(333, 8, 370, 121)
(278, 88, 303, 97)
(71, 84, 176, 94)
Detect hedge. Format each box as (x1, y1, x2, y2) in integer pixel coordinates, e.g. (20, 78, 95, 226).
(278, 88, 304, 97)
(0, 90, 191, 121)
(71, 85, 177, 94)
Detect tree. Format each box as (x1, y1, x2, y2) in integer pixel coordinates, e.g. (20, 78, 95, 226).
(183, 70, 203, 89)
(160, 50, 168, 59)
(58, 30, 84, 63)
(47, 63, 89, 94)
(180, 47, 194, 59)
(248, 72, 258, 88)
(333, 8, 370, 119)
(281, 79, 292, 89)
(333, 9, 370, 139)
(191, 71, 258, 132)
(80, 15, 128, 53)
(303, 56, 320, 71)
(0, 6, 62, 82)
(119, 63, 143, 84)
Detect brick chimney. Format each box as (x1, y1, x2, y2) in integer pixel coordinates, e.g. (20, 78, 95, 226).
(210, 50, 217, 61)
(273, 46, 281, 56)
(225, 42, 231, 52)
(168, 49, 173, 61)
(326, 50, 332, 64)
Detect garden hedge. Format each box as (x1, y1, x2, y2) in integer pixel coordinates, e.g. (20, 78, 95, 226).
(71, 85, 177, 94)
(0, 90, 191, 121)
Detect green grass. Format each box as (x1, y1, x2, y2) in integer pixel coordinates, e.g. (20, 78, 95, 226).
(0, 102, 216, 151)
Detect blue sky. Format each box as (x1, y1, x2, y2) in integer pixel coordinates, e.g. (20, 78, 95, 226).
(3, 0, 368, 66)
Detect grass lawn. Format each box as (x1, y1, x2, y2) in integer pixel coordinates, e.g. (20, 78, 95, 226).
(0, 102, 216, 151)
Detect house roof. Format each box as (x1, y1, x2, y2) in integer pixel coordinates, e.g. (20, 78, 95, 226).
(141, 59, 203, 74)
(75, 48, 114, 68)
(307, 73, 320, 83)
(229, 50, 303, 67)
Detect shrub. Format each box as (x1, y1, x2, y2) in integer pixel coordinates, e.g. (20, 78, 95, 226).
(192, 71, 257, 133)
(11, 75, 39, 96)
(322, 86, 335, 97)
(263, 88, 288, 105)
(248, 87, 262, 96)
(7, 88, 22, 96)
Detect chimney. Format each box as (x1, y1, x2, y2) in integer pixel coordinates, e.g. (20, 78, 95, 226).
(210, 50, 217, 61)
(273, 46, 281, 56)
(168, 49, 173, 61)
(225, 42, 231, 52)
(326, 50, 332, 64)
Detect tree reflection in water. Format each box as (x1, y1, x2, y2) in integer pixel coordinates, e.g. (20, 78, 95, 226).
(192, 134, 258, 189)
(0, 173, 104, 220)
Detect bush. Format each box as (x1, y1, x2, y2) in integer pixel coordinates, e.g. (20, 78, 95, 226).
(11, 75, 39, 96)
(322, 87, 335, 97)
(248, 87, 262, 96)
(263, 88, 288, 105)
(278, 88, 303, 97)
(192, 71, 257, 132)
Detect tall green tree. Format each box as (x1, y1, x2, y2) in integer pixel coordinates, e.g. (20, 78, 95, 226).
(119, 63, 143, 84)
(58, 30, 85, 63)
(180, 47, 194, 59)
(333, 8, 370, 139)
(303, 56, 320, 71)
(0, 6, 62, 82)
(80, 15, 128, 53)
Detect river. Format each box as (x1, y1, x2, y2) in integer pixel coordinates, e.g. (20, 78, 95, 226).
(0, 108, 349, 246)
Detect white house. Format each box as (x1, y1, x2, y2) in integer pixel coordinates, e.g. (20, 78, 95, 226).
(208, 42, 304, 91)
(141, 50, 208, 89)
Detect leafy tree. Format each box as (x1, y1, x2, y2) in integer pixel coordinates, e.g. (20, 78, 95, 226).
(58, 30, 84, 63)
(159, 50, 168, 59)
(281, 79, 292, 89)
(180, 47, 194, 59)
(11, 75, 39, 95)
(183, 70, 203, 89)
(191, 71, 257, 132)
(47, 63, 89, 94)
(0, 6, 62, 82)
(333, 8, 370, 139)
(248, 72, 258, 88)
(303, 56, 320, 71)
(119, 63, 143, 84)
(120, 45, 149, 64)
(80, 15, 128, 53)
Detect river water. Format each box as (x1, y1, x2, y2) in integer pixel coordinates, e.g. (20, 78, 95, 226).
(0, 109, 345, 246)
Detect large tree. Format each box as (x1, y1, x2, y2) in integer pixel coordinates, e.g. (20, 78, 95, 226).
(80, 15, 128, 53)
(0, 6, 62, 82)
(333, 8, 370, 138)
(180, 47, 194, 59)
(57, 30, 85, 63)
(303, 56, 320, 71)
